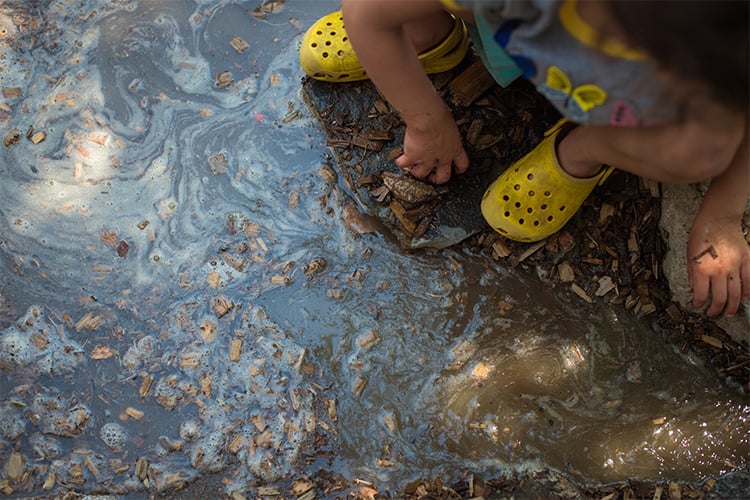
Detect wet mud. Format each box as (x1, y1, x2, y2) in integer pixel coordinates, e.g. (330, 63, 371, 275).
(0, 1, 747, 499)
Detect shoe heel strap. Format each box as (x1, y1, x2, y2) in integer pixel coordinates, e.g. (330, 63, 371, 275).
(597, 165, 615, 186)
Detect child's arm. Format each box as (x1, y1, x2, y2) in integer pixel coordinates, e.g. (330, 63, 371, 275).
(558, 95, 746, 184)
(687, 126, 750, 317)
(341, 0, 469, 184)
(558, 104, 749, 317)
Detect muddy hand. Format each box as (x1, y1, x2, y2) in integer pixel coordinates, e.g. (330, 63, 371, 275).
(687, 216, 750, 317)
(396, 118, 469, 184)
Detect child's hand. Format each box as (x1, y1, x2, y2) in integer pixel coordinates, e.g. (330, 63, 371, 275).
(687, 214, 750, 317)
(395, 111, 469, 184)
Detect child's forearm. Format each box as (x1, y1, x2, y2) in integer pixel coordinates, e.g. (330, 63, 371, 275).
(697, 124, 750, 223)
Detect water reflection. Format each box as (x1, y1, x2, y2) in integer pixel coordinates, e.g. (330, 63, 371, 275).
(0, 0, 747, 496)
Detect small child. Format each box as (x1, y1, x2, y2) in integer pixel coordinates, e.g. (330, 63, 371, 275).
(300, 0, 749, 318)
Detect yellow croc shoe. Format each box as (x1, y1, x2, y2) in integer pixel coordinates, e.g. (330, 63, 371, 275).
(300, 11, 469, 82)
(481, 119, 614, 242)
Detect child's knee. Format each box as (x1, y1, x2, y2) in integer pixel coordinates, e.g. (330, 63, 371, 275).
(677, 122, 745, 181)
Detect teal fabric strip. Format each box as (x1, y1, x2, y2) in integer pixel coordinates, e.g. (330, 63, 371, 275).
(468, 13, 523, 87)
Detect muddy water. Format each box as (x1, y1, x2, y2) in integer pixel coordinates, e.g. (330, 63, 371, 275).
(0, 0, 746, 496)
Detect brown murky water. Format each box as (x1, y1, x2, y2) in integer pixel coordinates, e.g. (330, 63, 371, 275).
(0, 0, 746, 497)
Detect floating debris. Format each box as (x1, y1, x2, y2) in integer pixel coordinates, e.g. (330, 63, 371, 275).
(230, 35, 249, 53)
(3, 127, 20, 147)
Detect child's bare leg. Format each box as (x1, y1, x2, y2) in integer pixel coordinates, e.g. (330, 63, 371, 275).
(403, 11, 455, 54)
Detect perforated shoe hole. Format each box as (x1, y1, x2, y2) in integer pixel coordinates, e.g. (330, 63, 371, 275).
(528, 190, 535, 197)
(503, 195, 509, 201)
(519, 218, 525, 224)
(504, 211, 510, 217)
(527, 173, 534, 180)
(514, 184, 521, 190)
(514, 202, 521, 208)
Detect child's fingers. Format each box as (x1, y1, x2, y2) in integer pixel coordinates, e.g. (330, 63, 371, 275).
(706, 275, 728, 317)
(430, 165, 453, 184)
(691, 269, 710, 309)
(396, 155, 431, 179)
(723, 274, 742, 317)
(741, 263, 750, 298)
(453, 149, 469, 175)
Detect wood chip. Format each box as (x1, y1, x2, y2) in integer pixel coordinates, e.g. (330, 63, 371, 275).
(558, 261, 575, 282)
(230, 338, 242, 362)
(30, 131, 46, 144)
(492, 239, 512, 259)
(124, 407, 144, 420)
(135, 458, 148, 480)
(207, 272, 220, 289)
(75, 312, 103, 331)
(3, 127, 20, 147)
(200, 319, 217, 342)
(228, 434, 247, 454)
(352, 376, 367, 396)
(42, 472, 56, 490)
(208, 152, 227, 175)
(212, 295, 234, 317)
(595, 276, 616, 297)
(6, 452, 24, 480)
(270, 275, 291, 285)
(598, 202, 616, 225)
(216, 71, 233, 88)
(251, 414, 267, 432)
(701, 335, 723, 349)
(139, 374, 153, 398)
(230, 35, 250, 53)
(449, 59, 496, 106)
(90, 345, 114, 359)
(180, 352, 201, 369)
(571, 283, 593, 303)
(292, 479, 314, 497)
(517, 240, 546, 263)
(640, 178, 661, 198)
(2, 87, 22, 98)
(471, 362, 494, 380)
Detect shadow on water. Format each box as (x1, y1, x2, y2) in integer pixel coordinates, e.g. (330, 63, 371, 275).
(0, 0, 747, 497)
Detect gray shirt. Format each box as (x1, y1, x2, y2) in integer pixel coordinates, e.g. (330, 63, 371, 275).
(452, 0, 679, 126)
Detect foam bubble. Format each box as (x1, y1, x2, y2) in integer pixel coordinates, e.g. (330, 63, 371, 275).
(179, 420, 201, 442)
(100, 422, 128, 449)
(0, 402, 27, 439)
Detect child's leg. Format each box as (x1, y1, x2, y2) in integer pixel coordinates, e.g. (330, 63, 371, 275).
(300, 8, 467, 83)
(403, 11, 456, 54)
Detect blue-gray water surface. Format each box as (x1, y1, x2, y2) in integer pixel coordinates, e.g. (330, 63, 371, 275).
(0, 0, 747, 497)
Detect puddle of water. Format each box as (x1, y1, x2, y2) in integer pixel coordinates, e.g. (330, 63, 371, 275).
(0, 0, 747, 496)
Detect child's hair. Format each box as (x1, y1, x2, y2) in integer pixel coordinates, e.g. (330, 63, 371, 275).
(607, 0, 749, 110)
